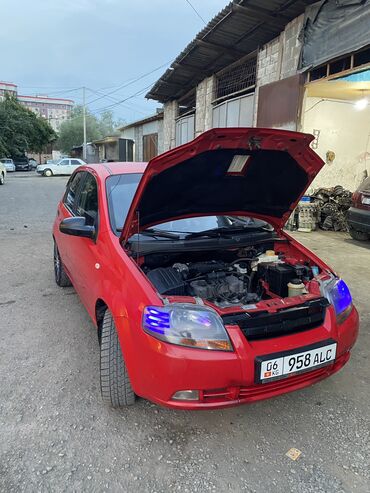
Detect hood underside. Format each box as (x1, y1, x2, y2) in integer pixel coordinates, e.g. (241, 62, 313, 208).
(120, 128, 324, 244)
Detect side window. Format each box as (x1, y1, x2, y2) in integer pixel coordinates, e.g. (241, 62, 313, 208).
(59, 159, 69, 165)
(75, 173, 98, 227)
(64, 172, 85, 211)
(71, 159, 81, 165)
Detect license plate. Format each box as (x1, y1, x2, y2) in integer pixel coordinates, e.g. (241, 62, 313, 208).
(362, 196, 370, 205)
(255, 340, 337, 383)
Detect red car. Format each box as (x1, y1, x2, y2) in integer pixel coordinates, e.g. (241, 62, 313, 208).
(53, 128, 359, 410)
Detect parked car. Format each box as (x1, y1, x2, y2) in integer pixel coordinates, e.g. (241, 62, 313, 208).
(347, 176, 370, 240)
(37, 158, 86, 177)
(28, 158, 38, 170)
(13, 156, 31, 171)
(0, 158, 16, 172)
(0, 162, 6, 185)
(53, 128, 359, 410)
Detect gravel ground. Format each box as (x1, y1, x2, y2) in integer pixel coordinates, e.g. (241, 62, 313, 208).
(0, 173, 369, 492)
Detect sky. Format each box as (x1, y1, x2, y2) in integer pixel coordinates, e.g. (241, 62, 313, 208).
(0, 0, 227, 125)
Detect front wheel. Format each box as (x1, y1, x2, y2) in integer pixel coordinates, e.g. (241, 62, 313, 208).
(100, 310, 135, 407)
(349, 226, 369, 241)
(0, 173, 4, 185)
(43, 169, 53, 177)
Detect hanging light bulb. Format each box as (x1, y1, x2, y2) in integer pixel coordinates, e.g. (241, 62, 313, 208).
(354, 98, 368, 110)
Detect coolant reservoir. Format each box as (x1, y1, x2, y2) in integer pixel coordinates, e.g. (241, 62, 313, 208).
(288, 279, 305, 297)
(258, 251, 280, 263)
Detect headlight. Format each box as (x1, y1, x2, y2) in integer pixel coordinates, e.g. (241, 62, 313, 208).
(143, 304, 233, 351)
(321, 277, 352, 324)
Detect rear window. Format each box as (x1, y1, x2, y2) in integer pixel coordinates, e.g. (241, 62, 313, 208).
(106, 173, 142, 233)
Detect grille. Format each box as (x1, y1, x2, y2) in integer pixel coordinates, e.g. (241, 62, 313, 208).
(222, 298, 329, 341)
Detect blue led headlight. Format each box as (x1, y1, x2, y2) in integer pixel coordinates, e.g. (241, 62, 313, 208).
(143, 304, 233, 351)
(321, 277, 353, 323)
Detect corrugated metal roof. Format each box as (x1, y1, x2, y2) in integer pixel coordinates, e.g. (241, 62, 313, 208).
(118, 111, 164, 131)
(146, 0, 316, 103)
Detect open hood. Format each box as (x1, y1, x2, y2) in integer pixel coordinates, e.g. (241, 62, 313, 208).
(120, 128, 324, 245)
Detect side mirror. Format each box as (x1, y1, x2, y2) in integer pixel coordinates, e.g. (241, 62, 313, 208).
(59, 217, 95, 239)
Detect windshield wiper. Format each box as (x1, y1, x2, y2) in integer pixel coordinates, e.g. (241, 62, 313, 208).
(116, 227, 180, 239)
(139, 229, 181, 239)
(185, 226, 266, 240)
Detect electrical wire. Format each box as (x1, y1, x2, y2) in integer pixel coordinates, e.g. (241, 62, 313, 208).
(86, 60, 172, 106)
(184, 0, 206, 24)
(90, 82, 159, 114)
(85, 87, 149, 116)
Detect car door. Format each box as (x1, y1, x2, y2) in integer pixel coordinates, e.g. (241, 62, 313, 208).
(70, 159, 83, 175)
(56, 159, 70, 175)
(66, 171, 102, 316)
(55, 170, 86, 280)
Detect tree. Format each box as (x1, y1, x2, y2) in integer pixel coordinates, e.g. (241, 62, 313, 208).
(0, 95, 56, 157)
(56, 106, 124, 154)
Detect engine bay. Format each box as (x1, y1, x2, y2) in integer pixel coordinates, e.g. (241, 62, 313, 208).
(142, 243, 319, 308)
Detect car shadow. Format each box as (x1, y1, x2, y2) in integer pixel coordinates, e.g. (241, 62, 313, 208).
(343, 238, 370, 251)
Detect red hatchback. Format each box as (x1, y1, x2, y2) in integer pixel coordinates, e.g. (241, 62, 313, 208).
(53, 128, 359, 409)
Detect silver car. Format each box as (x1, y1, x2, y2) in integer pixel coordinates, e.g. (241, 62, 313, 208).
(0, 158, 16, 172)
(36, 158, 86, 177)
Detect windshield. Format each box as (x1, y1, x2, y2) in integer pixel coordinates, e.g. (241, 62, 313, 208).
(106, 173, 271, 237)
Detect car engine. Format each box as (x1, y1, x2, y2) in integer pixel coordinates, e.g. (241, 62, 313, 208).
(145, 254, 315, 307)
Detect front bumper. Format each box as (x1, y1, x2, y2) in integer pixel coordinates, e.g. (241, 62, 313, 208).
(118, 305, 359, 410)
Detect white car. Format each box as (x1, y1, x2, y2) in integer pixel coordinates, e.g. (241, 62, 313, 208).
(0, 158, 16, 172)
(0, 162, 6, 185)
(36, 158, 86, 177)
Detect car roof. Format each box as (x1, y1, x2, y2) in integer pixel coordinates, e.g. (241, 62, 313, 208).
(83, 162, 147, 177)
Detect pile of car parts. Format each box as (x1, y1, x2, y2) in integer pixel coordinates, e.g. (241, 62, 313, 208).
(285, 186, 353, 232)
(311, 186, 353, 232)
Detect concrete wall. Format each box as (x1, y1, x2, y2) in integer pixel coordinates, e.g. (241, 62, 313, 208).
(195, 76, 216, 136)
(163, 101, 178, 150)
(302, 97, 370, 191)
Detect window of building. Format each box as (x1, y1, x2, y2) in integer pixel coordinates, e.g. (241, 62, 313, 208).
(212, 93, 254, 128)
(308, 44, 370, 82)
(215, 56, 257, 102)
(175, 114, 195, 146)
(178, 90, 196, 117)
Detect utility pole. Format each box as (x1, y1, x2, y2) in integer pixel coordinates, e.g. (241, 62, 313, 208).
(82, 86, 87, 161)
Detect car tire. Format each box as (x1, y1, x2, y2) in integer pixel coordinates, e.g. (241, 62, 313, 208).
(53, 242, 72, 287)
(100, 309, 135, 407)
(349, 226, 369, 241)
(44, 169, 53, 177)
(0, 173, 4, 185)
